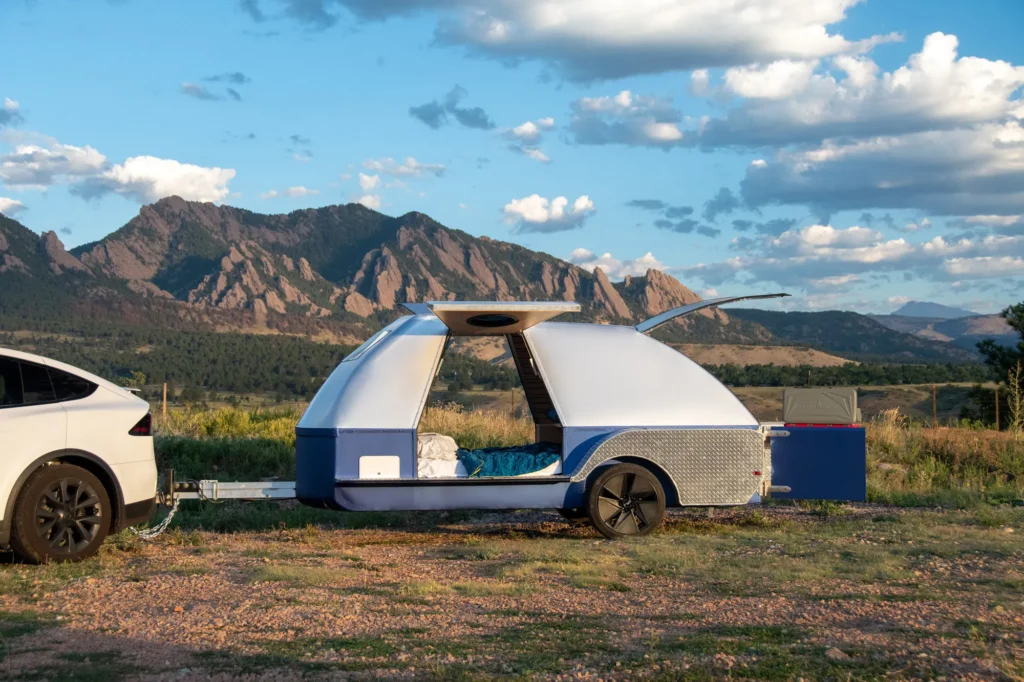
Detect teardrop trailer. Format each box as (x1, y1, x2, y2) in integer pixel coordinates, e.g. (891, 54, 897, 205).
(280, 296, 868, 538)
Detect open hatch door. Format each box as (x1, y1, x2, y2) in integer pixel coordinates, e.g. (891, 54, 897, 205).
(427, 301, 580, 336)
(636, 293, 790, 334)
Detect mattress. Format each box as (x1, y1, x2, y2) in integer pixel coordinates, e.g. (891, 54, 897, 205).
(417, 441, 562, 479)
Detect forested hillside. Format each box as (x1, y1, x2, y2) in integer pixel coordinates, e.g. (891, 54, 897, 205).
(729, 309, 977, 364)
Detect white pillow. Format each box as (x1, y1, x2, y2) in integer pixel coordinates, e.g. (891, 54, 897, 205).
(417, 432, 459, 461)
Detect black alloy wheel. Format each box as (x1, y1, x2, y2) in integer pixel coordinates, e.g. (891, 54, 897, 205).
(11, 464, 112, 563)
(586, 463, 666, 539)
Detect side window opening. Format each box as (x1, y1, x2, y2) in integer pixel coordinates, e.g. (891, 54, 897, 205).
(418, 333, 561, 444)
(20, 361, 56, 405)
(0, 357, 24, 408)
(49, 368, 98, 402)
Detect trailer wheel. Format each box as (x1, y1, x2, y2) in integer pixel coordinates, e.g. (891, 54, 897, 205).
(10, 464, 112, 564)
(557, 507, 588, 522)
(586, 463, 665, 539)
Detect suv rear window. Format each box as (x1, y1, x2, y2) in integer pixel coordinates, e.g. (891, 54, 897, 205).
(21, 361, 56, 405)
(0, 357, 24, 407)
(49, 367, 97, 402)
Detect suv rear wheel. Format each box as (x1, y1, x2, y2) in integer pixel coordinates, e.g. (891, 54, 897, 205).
(586, 463, 666, 539)
(10, 463, 112, 563)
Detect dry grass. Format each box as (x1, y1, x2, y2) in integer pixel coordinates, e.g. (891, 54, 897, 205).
(156, 407, 301, 445)
(867, 407, 1024, 505)
(155, 404, 1024, 507)
(418, 402, 533, 449)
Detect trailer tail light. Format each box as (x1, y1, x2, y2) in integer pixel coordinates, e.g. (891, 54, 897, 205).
(129, 413, 152, 436)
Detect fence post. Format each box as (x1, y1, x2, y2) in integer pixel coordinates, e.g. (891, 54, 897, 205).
(932, 384, 937, 428)
(162, 383, 167, 418)
(995, 385, 1000, 431)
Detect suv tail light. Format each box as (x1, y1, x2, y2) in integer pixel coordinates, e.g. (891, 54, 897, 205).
(129, 413, 152, 436)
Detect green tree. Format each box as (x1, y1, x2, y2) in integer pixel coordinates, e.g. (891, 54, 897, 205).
(118, 370, 147, 389)
(977, 302, 1024, 381)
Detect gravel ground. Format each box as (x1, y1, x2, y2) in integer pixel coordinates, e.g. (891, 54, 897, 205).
(1, 503, 1022, 681)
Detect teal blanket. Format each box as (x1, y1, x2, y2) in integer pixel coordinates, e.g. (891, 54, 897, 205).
(456, 442, 561, 478)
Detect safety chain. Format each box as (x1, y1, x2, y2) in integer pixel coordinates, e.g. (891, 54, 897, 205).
(130, 496, 180, 540)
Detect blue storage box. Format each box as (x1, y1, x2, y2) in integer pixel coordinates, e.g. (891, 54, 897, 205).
(769, 426, 866, 501)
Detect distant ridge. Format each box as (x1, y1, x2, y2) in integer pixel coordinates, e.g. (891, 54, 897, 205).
(894, 301, 977, 319)
(0, 198, 992, 363)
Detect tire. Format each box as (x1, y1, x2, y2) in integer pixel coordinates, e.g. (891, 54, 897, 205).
(557, 507, 588, 522)
(10, 464, 112, 564)
(586, 463, 666, 539)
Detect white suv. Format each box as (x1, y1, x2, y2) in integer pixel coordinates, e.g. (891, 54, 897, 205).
(0, 348, 157, 563)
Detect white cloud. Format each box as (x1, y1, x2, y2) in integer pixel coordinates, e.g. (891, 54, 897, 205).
(0, 139, 107, 188)
(723, 59, 817, 99)
(0, 197, 27, 216)
(504, 194, 595, 233)
(509, 121, 542, 142)
(741, 120, 1024, 216)
(330, 0, 892, 81)
(458, 203, 467, 209)
(944, 256, 1024, 278)
(810, 274, 858, 288)
(689, 69, 710, 96)
(0, 132, 236, 204)
(88, 156, 235, 203)
(569, 90, 684, 148)
(0, 97, 21, 127)
(518, 147, 550, 163)
(358, 173, 380, 192)
(260, 186, 320, 199)
(697, 33, 1024, 147)
(357, 194, 381, 209)
(363, 156, 444, 178)
(568, 248, 665, 279)
(700, 287, 719, 298)
(680, 220, 1024, 290)
(285, 186, 318, 197)
(770, 224, 889, 255)
(505, 118, 555, 162)
(964, 214, 1021, 227)
(901, 218, 932, 232)
(887, 295, 909, 306)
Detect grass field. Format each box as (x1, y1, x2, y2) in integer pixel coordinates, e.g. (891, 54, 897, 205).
(1, 405, 1021, 680)
(153, 404, 1024, 510)
(1, 505, 1021, 680)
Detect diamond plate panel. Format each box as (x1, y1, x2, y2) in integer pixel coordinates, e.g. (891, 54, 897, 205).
(570, 429, 765, 506)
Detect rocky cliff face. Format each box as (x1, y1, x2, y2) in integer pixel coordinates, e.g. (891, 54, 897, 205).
(185, 241, 342, 319)
(620, 268, 727, 324)
(0, 216, 92, 279)
(7, 197, 763, 342)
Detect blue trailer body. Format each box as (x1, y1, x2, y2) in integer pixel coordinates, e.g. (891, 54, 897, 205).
(769, 426, 866, 501)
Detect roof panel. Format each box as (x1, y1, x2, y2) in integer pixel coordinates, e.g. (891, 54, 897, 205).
(426, 301, 580, 335)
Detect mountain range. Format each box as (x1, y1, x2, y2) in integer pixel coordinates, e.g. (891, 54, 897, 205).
(0, 197, 996, 364)
(892, 301, 978, 319)
(869, 312, 1015, 352)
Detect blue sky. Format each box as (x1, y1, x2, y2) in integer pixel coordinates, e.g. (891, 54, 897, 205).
(2, 0, 1023, 313)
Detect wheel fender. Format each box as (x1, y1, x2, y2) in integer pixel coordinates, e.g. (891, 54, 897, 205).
(1, 450, 126, 546)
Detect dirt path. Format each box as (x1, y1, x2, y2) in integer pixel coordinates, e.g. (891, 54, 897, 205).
(2, 504, 1022, 680)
